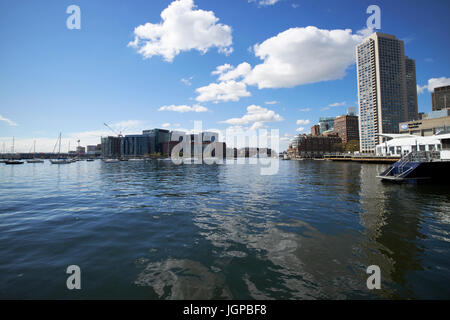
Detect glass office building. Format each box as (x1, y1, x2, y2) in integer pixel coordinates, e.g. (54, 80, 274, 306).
(121, 135, 152, 156)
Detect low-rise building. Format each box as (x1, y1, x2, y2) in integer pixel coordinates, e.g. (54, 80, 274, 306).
(399, 110, 450, 136)
(375, 133, 450, 157)
(333, 114, 359, 143)
(287, 134, 342, 158)
(310, 124, 320, 136)
(76, 146, 85, 154)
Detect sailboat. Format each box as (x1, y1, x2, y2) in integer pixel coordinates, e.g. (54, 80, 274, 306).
(27, 140, 44, 163)
(0, 142, 6, 163)
(50, 133, 72, 164)
(5, 137, 24, 165)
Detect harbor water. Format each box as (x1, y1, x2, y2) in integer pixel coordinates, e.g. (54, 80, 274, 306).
(0, 159, 449, 299)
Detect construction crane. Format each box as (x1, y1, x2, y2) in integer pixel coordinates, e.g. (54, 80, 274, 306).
(104, 123, 124, 137)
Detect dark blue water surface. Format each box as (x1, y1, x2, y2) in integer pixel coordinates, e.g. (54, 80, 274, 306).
(0, 159, 449, 299)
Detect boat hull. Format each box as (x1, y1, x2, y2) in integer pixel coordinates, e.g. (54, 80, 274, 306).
(378, 161, 450, 182)
(50, 160, 72, 164)
(4, 161, 24, 165)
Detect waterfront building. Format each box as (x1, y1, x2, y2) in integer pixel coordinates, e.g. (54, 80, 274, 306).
(86, 145, 96, 154)
(319, 117, 334, 134)
(87, 145, 102, 156)
(121, 135, 152, 157)
(287, 134, 342, 158)
(76, 146, 85, 155)
(101, 136, 121, 158)
(142, 129, 171, 155)
(432, 85, 450, 111)
(310, 124, 320, 136)
(399, 110, 450, 136)
(334, 115, 359, 144)
(356, 32, 417, 152)
(375, 133, 450, 157)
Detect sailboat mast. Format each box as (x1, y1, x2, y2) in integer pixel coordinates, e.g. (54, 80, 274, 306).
(58, 133, 61, 155)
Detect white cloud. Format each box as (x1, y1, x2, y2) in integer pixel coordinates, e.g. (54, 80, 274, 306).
(417, 77, 450, 94)
(181, 76, 193, 86)
(220, 105, 283, 129)
(128, 0, 233, 62)
(321, 101, 346, 111)
(296, 119, 310, 125)
(0, 115, 18, 126)
(158, 104, 208, 112)
(328, 101, 346, 107)
(216, 62, 251, 81)
(292, 3, 300, 8)
(299, 108, 311, 112)
(296, 127, 305, 132)
(162, 123, 171, 128)
(265, 101, 278, 105)
(196, 63, 252, 103)
(211, 64, 233, 75)
(244, 26, 367, 89)
(417, 84, 426, 94)
(249, 0, 281, 6)
(195, 80, 251, 103)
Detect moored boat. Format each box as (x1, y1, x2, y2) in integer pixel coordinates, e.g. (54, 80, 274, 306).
(50, 133, 73, 165)
(50, 159, 72, 164)
(377, 136, 450, 183)
(5, 160, 24, 165)
(27, 159, 44, 163)
(27, 141, 44, 163)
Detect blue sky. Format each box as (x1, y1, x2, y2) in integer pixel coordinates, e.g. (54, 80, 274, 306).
(0, 0, 449, 152)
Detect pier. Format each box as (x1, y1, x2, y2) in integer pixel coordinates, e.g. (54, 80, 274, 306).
(323, 153, 400, 163)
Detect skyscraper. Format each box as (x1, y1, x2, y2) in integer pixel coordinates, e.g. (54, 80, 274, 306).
(356, 32, 417, 152)
(405, 56, 419, 121)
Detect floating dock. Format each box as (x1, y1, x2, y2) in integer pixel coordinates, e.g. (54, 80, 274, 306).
(323, 154, 400, 163)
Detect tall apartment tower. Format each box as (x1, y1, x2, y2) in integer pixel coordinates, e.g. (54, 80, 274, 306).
(405, 57, 419, 120)
(356, 33, 417, 152)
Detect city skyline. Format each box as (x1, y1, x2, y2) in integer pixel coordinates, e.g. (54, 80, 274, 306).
(1, 0, 450, 152)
